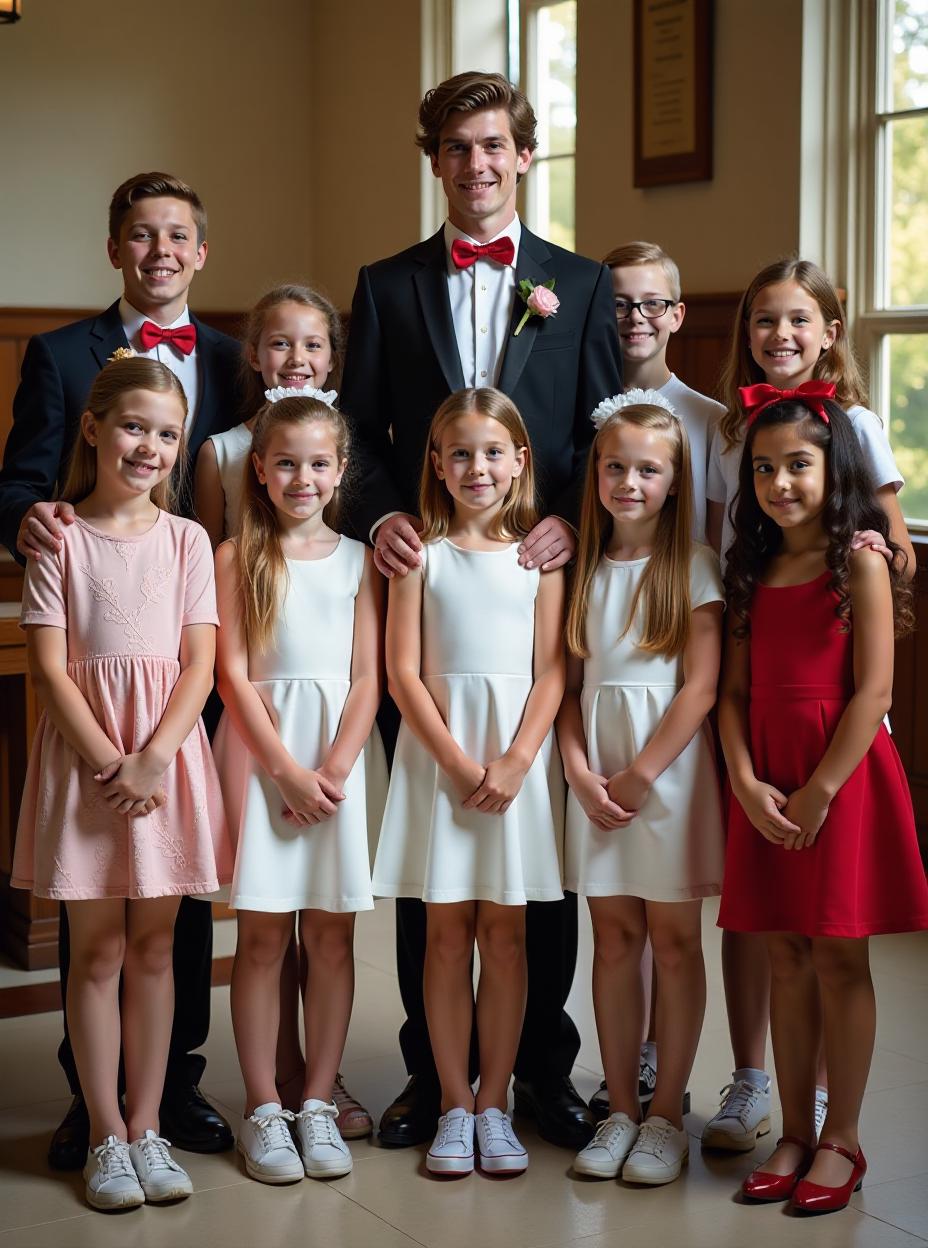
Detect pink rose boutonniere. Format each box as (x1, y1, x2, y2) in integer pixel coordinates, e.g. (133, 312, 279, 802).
(514, 278, 559, 336)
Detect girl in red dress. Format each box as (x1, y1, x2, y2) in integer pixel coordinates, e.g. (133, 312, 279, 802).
(718, 391, 927, 1215)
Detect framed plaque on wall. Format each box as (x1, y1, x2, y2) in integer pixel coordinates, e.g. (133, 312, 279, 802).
(633, 0, 714, 187)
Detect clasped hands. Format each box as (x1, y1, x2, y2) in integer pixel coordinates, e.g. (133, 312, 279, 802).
(94, 751, 168, 817)
(738, 777, 831, 851)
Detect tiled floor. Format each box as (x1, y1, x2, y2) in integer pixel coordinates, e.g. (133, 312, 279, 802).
(0, 898, 926, 1247)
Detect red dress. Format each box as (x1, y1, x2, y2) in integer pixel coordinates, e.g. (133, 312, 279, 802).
(718, 572, 928, 938)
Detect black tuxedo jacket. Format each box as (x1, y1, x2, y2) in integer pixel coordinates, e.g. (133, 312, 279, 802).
(0, 300, 242, 557)
(339, 225, 622, 540)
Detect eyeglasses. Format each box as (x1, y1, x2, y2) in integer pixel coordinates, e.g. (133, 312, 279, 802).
(614, 298, 676, 320)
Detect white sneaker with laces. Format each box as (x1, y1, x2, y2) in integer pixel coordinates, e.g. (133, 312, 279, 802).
(238, 1102, 304, 1184)
(814, 1086, 829, 1140)
(426, 1107, 475, 1175)
(701, 1077, 771, 1151)
(474, 1107, 528, 1175)
(622, 1116, 689, 1185)
(128, 1129, 193, 1202)
(83, 1135, 145, 1211)
(294, 1099, 353, 1178)
(574, 1112, 639, 1178)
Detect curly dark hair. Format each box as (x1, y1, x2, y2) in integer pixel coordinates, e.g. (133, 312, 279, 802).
(725, 399, 913, 638)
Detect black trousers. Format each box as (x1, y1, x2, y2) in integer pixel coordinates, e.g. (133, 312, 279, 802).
(57, 894, 214, 1094)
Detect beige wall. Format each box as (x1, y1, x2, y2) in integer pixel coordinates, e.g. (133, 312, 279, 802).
(0, 0, 314, 311)
(577, 0, 803, 294)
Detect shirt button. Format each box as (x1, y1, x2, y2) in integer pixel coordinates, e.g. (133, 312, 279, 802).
(480, 370, 488, 378)
(480, 285, 487, 292)
(480, 326, 488, 334)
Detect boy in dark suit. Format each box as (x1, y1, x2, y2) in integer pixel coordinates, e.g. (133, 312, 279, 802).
(0, 172, 240, 1168)
(340, 72, 622, 1150)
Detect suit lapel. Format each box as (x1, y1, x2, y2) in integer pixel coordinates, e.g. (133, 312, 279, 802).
(412, 230, 466, 394)
(497, 228, 553, 396)
(89, 301, 130, 371)
(189, 313, 216, 455)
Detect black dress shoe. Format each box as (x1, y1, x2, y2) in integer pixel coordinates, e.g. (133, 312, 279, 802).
(513, 1075, 595, 1149)
(378, 1074, 441, 1148)
(48, 1093, 90, 1171)
(159, 1084, 233, 1153)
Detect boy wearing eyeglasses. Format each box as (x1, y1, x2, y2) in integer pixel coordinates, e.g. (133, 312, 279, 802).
(602, 241, 722, 541)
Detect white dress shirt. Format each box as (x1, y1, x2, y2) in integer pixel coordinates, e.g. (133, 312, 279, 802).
(119, 298, 200, 431)
(444, 215, 521, 387)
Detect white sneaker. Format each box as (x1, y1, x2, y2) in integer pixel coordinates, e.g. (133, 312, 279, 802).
(574, 1112, 639, 1178)
(294, 1099, 352, 1178)
(701, 1077, 771, 1151)
(128, 1129, 193, 1202)
(238, 1102, 304, 1184)
(814, 1086, 829, 1140)
(622, 1116, 689, 1185)
(83, 1135, 145, 1211)
(426, 1108, 475, 1176)
(474, 1108, 528, 1175)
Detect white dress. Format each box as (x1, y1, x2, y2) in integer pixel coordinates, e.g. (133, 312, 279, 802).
(214, 536, 387, 912)
(565, 544, 725, 901)
(207, 421, 253, 538)
(372, 539, 565, 906)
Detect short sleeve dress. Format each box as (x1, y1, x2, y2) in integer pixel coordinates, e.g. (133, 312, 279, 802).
(206, 421, 253, 539)
(718, 572, 928, 937)
(213, 536, 387, 913)
(371, 539, 565, 906)
(11, 511, 232, 900)
(565, 544, 725, 901)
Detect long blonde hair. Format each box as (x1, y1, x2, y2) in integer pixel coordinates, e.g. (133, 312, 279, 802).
(238, 395, 350, 652)
(60, 357, 187, 510)
(566, 405, 694, 659)
(717, 257, 867, 450)
(419, 388, 538, 542)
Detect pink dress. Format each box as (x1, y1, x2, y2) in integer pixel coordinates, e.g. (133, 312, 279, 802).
(11, 512, 232, 900)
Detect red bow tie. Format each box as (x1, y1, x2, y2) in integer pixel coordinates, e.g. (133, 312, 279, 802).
(450, 237, 515, 270)
(139, 320, 197, 356)
(740, 380, 837, 427)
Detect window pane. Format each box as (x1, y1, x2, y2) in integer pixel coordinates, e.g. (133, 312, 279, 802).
(888, 115, 928, 305)
(533, 156, 575, 252)
(888, 333, 928, 523)
(893, 0, 928, 112)
(535, 1, 577, 158)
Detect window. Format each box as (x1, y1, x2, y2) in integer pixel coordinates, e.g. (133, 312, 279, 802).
(522, 0, 577, 251)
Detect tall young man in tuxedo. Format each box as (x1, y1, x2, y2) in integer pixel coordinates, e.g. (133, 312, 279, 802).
(0, 172, 241, 1168)
(340, 72, 622, 1149)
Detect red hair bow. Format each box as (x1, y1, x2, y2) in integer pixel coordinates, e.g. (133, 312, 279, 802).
(739, 380, 837, 427)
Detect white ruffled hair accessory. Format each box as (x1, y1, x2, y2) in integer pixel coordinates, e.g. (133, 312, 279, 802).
(590, 388, 677, 429)
(264, 384, 338, 407)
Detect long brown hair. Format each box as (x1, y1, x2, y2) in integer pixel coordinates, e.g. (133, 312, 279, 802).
(239, 284, 344, 418)
(566, 404, 695, 659)
(718, 257, 867, 450)
(237, 395, 350, 652)
(419, 388, 538, 543)
(60, 357, 187, 511)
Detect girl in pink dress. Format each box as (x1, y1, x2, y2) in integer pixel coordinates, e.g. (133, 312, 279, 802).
(12, 357, 231, 1212)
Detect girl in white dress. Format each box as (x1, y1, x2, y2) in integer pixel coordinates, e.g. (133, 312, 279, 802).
(558, 392, 724, 1186)
(213, 394, 386, 1184)
(373, 388, 566, 1178)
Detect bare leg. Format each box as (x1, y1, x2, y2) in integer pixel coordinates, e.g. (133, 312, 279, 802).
(588, 896, 648, 1120)
(762, 933, 819, 1175)
(65, 899, 128, 1146)
(122, 896, 182, 1140)
(275, 926, 305, 1110)
(474, 902, 527, 1113)
(300, 910, 356, 1103)
(721, 928, 770, 1071)
(805, 937, 874, 1187)
(424, 902, 477, 1113)
(646, 900, 705, 1129)
(231, 911, 293, 1113)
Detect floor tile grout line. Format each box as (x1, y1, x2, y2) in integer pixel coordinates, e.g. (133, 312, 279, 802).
(854, 1205, 928, 1243)
(326, 1181, 432, 1248)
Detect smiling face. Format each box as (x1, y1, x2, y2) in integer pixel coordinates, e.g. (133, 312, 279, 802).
(431, 411, 526, 518)
(107, 197, 207, 324)
(747, 279, 838, 388)
(82, 388, 184, 500)
(597, 421, 677, 530)
(610, 263, 684, 367)
(253, 419, 345, 526)
(430, 108, 532, 241)
(750, 420, 828, 532)
(248, 302, 335, 392)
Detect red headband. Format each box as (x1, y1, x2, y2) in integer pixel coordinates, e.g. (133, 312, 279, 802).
(740, 380, 837, 427)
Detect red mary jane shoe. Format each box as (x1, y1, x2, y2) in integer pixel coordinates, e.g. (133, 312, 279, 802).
(741, 1135, 815, 1203)
(790, 1140, 867, 1215)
